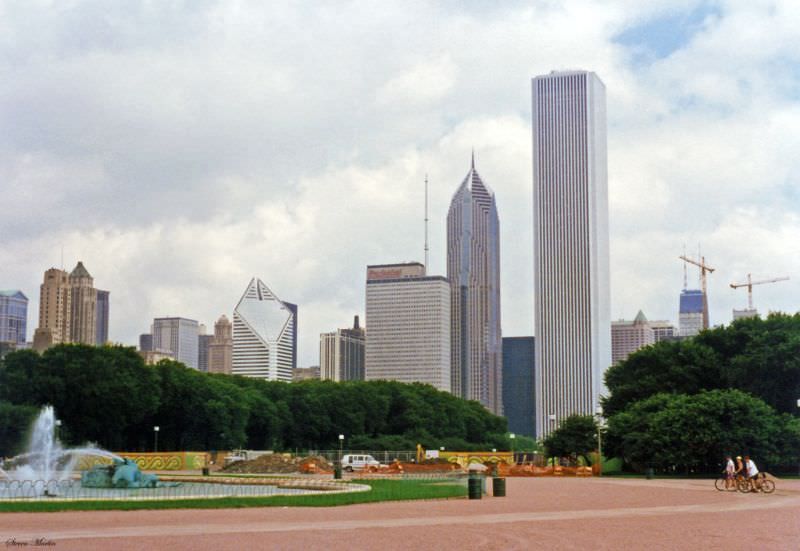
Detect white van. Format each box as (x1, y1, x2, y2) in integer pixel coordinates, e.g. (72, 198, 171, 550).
(341, 454, 381, 472)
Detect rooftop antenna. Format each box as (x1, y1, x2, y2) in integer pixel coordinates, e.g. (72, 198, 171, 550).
(424, 174, 429, 271)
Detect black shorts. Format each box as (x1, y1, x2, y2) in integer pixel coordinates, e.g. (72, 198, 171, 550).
(749, 474, 759, 480)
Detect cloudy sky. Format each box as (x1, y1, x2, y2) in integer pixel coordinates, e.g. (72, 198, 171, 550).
(2, 0, 799, 366)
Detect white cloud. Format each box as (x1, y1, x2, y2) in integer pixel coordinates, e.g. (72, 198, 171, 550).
(2, 0, 800, 366)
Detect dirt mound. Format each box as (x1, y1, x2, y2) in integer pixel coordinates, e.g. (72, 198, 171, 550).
(221, 454, 334, 474)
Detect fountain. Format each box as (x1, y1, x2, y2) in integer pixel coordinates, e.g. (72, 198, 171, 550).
(0, 405, 169, 495)
(0, 406, 368, 501)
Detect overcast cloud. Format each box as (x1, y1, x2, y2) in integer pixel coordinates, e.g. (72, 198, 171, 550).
(2, 0, 799, 366)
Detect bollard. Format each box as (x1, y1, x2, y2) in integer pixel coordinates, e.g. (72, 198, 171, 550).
(468, 473, 482, 500)
(492, 477, 506, 497)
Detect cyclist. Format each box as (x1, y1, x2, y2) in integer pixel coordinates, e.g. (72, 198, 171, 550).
(744, 455, 760, 492)
(724, 455, 735, 489)
(735, 455, 745, 482)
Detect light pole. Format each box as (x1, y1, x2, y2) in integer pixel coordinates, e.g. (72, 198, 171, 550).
(595, 406, 604, 477)
(55, 419, 62, 442)
(548, 414, 556, 466)
(153, 426, 160, 453)
(510, 433, 516, 464)
(796, 399, 799, 475)
(338, 433, 344, 469)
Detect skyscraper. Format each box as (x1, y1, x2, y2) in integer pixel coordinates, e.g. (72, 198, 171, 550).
(33, 262, 102, 351)
(34, 268, 71, 350)
(320, 315, 365, 382)
(0, 290, 28, 345)
(208, 315, 233, 375)
(152, 317, 200, 369)
(364, 263, 451, 392)
(95, 289, 110, 345)
(679, 290, 704, 337)
(232, 278, 296, 381)
(502, 336, 535, 438)
(532, 70, 611, 436)
(198, 330, 212, 373)
(447, 156, 503, 414)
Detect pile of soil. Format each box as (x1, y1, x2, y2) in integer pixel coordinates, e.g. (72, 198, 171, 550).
(221, 454, 333, 474)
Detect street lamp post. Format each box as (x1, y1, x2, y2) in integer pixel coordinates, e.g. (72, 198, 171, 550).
(55, 419, 62, 442)
(548, 414, 556, 466)
(510, 433, 516, 464)
(153, 426, 160, 453)
(338, 433, 344, 469)
(595, 406, 604, 477)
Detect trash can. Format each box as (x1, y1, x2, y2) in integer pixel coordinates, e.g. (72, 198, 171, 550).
(334, 465, 342, 480)
(202, 467, 210, 476)
(492, 477, 506, 497)
(645, 468, 654, 480)
(468, 474, 482, 500)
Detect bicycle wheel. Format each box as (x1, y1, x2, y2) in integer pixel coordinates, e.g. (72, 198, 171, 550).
(736, 478, 751, 493)
(761, 479, 775, 494)
(714, 477, 727, 491)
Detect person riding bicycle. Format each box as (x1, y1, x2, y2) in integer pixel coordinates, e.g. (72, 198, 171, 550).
(724, 455, 735, 489)
(735, 455, 744, 480)
(744, 455, 760, 491)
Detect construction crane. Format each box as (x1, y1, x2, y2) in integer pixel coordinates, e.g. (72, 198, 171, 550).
(730, 274, 789, 311)
(679, 254, 715, 329)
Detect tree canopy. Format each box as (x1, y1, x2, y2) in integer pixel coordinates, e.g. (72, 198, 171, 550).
(542, 414, 598, 460)
(601, 313, 800, 473)
(0, 344, 509, 456)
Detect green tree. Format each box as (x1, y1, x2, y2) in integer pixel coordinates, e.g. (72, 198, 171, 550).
(543, 415, 599, 460)
(604, 389, 800, 473)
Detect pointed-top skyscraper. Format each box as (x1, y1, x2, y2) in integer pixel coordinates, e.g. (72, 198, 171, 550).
(447, 155, 503, 414)
(232, 277, 297, 381)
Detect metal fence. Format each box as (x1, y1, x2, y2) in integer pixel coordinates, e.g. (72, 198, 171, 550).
(0, 479, 367, 501)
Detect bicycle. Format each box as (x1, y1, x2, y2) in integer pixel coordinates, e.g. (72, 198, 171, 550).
(736, 473, 775, 494)
(714, 473, 738, 491)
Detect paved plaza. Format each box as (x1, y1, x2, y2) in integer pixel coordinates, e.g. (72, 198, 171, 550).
(2, 477, 799, 550)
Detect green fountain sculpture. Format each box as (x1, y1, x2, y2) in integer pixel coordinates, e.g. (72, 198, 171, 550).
(81, 458, 162, 489)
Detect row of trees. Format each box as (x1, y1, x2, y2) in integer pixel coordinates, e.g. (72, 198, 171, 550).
(0, 345, 510, 457)
(544, 314, 800, 473)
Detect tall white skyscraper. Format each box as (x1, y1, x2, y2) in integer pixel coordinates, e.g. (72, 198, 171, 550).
(447, 156, 503, 414)
(152, 317, 200, 369)
(232, 277, 296, 381)
(364, 263, 451, 392)
(532, 70, 611, 437)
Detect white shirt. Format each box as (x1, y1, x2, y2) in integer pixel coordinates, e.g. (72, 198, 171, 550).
(726, 459, 735, 473)
(746, 459, 759, 477)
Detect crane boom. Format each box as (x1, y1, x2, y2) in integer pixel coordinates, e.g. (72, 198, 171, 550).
(729, 274, 789, 310)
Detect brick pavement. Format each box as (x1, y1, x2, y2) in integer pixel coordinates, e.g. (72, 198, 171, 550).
(1, 477, 798, 550)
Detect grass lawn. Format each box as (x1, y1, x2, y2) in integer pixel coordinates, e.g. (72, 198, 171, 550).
(0, 478, 467, 513)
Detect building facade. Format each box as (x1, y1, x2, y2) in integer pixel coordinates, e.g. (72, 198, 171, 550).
(139, 333, 153, 352)
(679, 290, 704, 337)
(320, 315, 365, 382)
(95, 290, 109, 345)
(232, 278, 296, 381)
(34, 262, 102, 351)
(532, 71, 611, 436)
(152, 317, 200, 369)
(198, 332, 212, 373)
(208, 315, 233, 375)
(447, 156, 503, 415)
(502, 337, 535, 438)
(0, 290, 28, 345)
(611, 311, 655, 365)
(292, 365, 321, 381)
(364, 263, 451, 392)
(650, 321, 677, 342)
